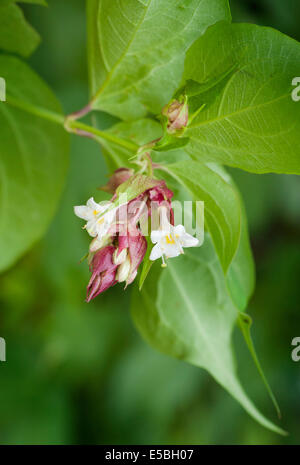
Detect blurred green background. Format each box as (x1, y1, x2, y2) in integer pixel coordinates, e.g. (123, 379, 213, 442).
(0, 0, 300, 445)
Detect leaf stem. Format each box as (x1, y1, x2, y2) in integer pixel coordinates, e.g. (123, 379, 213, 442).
(5, 96, 138, 153)
(6, 95, 65, 125)
(67, 120, 138, 152)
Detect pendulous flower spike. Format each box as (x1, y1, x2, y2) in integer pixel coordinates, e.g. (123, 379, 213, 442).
(74, 165, 200, 301)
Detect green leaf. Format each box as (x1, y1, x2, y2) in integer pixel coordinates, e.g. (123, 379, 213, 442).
(226, 190, 255, 311)
(165, 160, 241, 273)
(148, 161, 279, 422)
(153, 135, 190, 152)
(216, 166, 280, 417)
(131, 237, 286, 434)
(0, 2, 41, 57)
(0, 56, 69, 272)
(87, 0, 231, 120)
(184, 21, 300, 174)
(227, 195, 281, 417)
(205, 162, 255, 309)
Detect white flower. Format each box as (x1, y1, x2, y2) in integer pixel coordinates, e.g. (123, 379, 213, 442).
(74, 197, 116, 239)
(149, 208, 198, 266)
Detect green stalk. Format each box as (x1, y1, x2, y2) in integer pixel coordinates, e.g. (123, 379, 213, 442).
(6, 96, 65, 125)
(5, 96, 138, 153)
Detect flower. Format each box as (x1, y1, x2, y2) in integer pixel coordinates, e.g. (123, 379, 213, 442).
(149, 207, 198, 266)
(74, 197, 116, 239)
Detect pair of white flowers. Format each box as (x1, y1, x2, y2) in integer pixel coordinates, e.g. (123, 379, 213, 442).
(74, 198, 198, 266)
(74, 197, 117, 251)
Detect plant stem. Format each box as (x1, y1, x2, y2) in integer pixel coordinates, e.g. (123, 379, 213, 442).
(68, 120, 138, 151)
(6, 96, 65, 125)
(6, 96, 138, 153)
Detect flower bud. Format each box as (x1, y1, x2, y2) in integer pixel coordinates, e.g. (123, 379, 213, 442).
(162, 99, 188, 133)
(86, 246, 117, 301)
(99, 168, 134, 194)
(113, 247, 127, 265)
(116, 256, 131, 283)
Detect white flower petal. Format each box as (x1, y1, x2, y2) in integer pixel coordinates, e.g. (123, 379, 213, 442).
(74, 205, 92, 220)
(105, 208, 117, 222)
(116, 256, 131, 282)
(150, 230, 163, 244)
(150, 243, 163, 261)
(173, 224, 185, 237)
(164, 243, 181, 258)
(86, 197, 99, 210)
(86, 219, 98, 237)
(113, 248, 127, 265)
(180, 233, 199, 248)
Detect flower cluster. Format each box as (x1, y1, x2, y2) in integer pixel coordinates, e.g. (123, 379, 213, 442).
(74, 168, 198, 301)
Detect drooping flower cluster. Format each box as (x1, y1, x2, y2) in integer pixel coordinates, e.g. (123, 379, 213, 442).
(74, 168, 199, 301)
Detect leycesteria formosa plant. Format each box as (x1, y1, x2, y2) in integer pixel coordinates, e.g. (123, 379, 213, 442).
(1, 0, 300, 435)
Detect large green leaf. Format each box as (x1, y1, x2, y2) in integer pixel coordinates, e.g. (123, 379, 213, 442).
(205, 163, 255, 309)
(131, 237, 286, 434)
(0, 1, 42, 57)
(166, 160, 241, 273)
(87, 0, 231, 120)
(0, 56, 69, 272)
(184, 21, 300, 174)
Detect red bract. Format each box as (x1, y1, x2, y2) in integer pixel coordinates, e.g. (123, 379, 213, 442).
(86, 222, 148, 301)
(148, 181, 174, 226)
(99, 168, 134, 194)
(148, 180, 173, 205)
(87, 246, 117, 302)
(126, 225, 147, 285)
